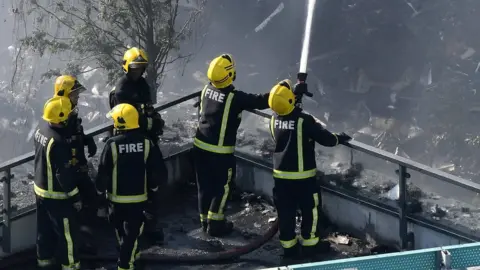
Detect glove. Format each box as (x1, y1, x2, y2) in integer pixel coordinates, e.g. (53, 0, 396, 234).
(87, 137, 97, 157)
(336, 132, 352, 144)
(294, 82, 313, 97)
(151, 114, 165, 136)
(95, 191, 108, 210)
(73, 199, 83, 212)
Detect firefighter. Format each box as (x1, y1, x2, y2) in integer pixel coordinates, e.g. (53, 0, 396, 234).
(109, 47, 165, 143)
(193, 53, 270, 236)
(108, 47, 165, 244)
(53, 75, 98, 211)
(34, 96, 82, 270)
(96, 103, 167, 270)
(268, 80, 352, 258)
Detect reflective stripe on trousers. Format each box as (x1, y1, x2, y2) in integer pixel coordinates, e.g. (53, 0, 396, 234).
(280, 237, 298, 249)
(300, 193, 320, 246)
(61, 218, 80, 270)
(207, 167, 233, 221)
(37, 259, 54, 268)
(117, 223, 144, 270)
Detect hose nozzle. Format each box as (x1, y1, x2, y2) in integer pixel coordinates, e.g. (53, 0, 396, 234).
(297, 72, 308, 83)
(295, 72, 313, 98)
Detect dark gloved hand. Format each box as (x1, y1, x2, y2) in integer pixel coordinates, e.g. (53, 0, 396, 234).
(87, 138, 97, 157)
(151, 113, 165, 136)
(336, 132, 352, 144)
(73, 199, 83, 212)
(95, 191, 108, 211)
(147, 189, 161, 214)
(294, 82, 313, 98)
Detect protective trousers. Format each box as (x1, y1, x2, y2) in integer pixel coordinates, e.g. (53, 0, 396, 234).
(193, 147, 235, 224)
(273, 177, 321, 251)
(109, 203, 145, 270)
(36, 197, 80, 270)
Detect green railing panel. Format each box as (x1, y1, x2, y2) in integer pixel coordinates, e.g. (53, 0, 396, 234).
(289, 247, 438, 270)
(285, 242, 480, 270)
(448, 242, 480, 269)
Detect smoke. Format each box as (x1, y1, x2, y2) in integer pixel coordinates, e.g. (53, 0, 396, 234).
(1, 0, 480, 182)
(170, 0, 480, 180)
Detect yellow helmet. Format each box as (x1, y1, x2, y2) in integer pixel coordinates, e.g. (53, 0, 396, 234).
(268, 79, 295, 116)
(42, 96, 73, 124)
(54, 75, 86, 97)
(207, 54, 236, 89)
(107, 103, 140, 130)
(123, 47, 148, 73)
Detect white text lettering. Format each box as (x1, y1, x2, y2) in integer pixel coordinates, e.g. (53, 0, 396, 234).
(118, 143, 144, 154)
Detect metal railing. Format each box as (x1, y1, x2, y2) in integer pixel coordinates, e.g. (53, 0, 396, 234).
(263, 242, 480, 270)
(1, 91, 480, 253)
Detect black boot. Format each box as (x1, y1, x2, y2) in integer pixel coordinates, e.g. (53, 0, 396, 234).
(302, 240, 331, 257)
(283, 244, 301, 258)
(207, 220, 234, 237)
(145, 228, 164, 246)
(36, 263, 60, 270)
(202, 221, 208, 232)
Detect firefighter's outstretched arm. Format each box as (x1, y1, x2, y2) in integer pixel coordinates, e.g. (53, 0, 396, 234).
(236, 91, 270, 111)
(95, 142, 112, 196)
(304, 115, 352, 147)
(51, 141, 80, 200)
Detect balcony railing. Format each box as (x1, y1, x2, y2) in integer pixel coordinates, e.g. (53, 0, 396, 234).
(1, 90, 479, 254)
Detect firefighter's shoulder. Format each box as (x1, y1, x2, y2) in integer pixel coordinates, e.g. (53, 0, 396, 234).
(112, 76, 129, 92)
(300, 111, 326, 128)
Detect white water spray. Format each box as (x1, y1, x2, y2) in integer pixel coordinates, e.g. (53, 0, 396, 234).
(299, 0, 317, 73)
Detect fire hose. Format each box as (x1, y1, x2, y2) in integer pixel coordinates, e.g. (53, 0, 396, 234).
(0, 220, 279, 268)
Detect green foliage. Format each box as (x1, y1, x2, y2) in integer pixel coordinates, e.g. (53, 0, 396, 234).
(16, 0, 205, 101)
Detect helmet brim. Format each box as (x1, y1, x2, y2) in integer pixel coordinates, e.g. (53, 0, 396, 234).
(128, 62, 148, 69)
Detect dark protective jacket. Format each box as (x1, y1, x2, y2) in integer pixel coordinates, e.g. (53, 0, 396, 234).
(110, 75, 152, 107)
(194, 84, 269, 154)
(33, 123, 79, 200)
(96, 129, 167, 204)
(66, 111, 95, 166)
(269, 107, 339, 180)
(109, 75, 164, 140)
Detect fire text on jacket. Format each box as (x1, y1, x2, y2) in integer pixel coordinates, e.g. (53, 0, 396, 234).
(119, 143, 144, 154)
(205, 88, 225, 103)
(274, 120, 295, 130)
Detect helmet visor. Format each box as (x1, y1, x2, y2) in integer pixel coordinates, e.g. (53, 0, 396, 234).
(70, 81, 86, 95)
(129, 62, 148, 69)
(106, 109, 114, 120)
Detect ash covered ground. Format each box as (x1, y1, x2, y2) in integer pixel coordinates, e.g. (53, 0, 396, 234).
(14, 184, 379, 270)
